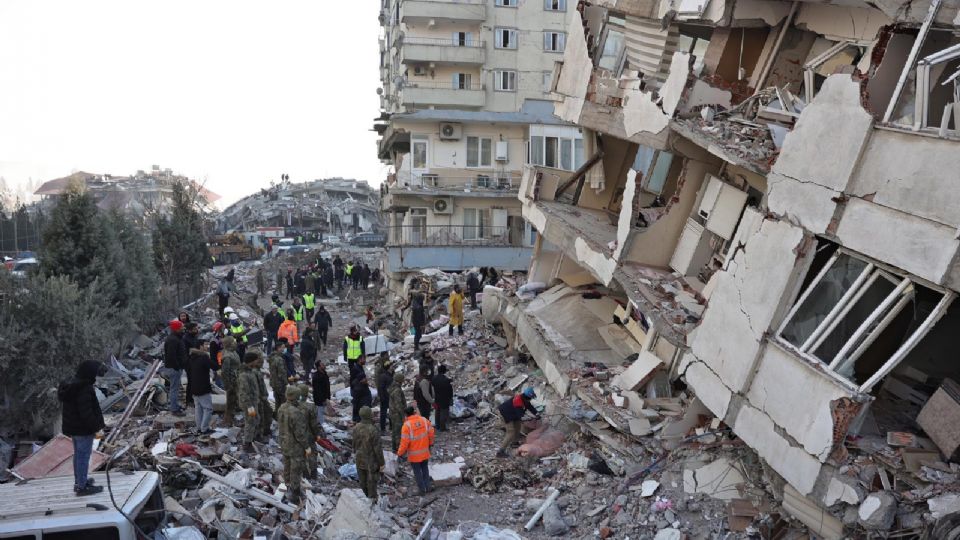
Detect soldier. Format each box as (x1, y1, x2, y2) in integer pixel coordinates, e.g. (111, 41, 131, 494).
(220, 336, 241, 427)
(388, 372, 407, 452)
(254, 355, 273, 439)
(268, 340, 289, 419)
(352, 406, 384, 501)
(297, 384, 319, 480)
(238, 352, 262, 453)
(278, 386, 311, 505)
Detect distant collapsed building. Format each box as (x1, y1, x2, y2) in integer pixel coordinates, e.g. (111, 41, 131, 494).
(470, 0, 960, 533)
(216, 178, 381, 236)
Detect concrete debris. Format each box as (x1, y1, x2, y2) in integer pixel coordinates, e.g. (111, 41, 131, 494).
(858, 491, 898, 530)
(324, 488, 392, 540)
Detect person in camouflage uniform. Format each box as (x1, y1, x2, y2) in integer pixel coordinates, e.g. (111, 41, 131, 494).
(254, 356, 273, 439)
(278, 386, 310, 505)
(297, 384, 319, 480)
(220, 337, 241, 427)
(388, 372, 407, 452)
(238, 352, 262, 453)
(352, 406, 384, 501)
(267, 341, 289, 419)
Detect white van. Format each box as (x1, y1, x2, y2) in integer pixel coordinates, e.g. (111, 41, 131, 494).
(0, 471, 166, 539)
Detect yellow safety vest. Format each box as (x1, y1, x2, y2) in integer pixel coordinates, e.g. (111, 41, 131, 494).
(345, 336, 362, 361)
(230, 323, 248, 343)
(346, 264, 354, 276)
(303, 294, 315, 309)
(292, 305, 305, 322)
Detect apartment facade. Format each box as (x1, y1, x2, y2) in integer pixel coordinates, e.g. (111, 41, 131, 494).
(494, 0, 960, 535)
(375, 0, 579, 291)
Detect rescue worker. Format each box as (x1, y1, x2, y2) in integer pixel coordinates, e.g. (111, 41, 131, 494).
(291, 297, 306, 335)
(388, 372, 407, 452)
(334, 257, 345, 291)
(268, 339, 290, 419)
(448, 284, 464, 336)
(343, 325, 365, 365)
(352, 406, 384, 501)
(497, 387, 540, 457)
(375, 353, 393, 432)
(263, 304, 283, 355)
(255, 267, 266, 301)
(413, 367, 435, 420)
(402, 283, 427, 350)
(315, 305, 333, 347)
(254, 356, 273, 439)
(278, 309, 299, 349)
(297, 384, 319, 480)
(228, 313, 248, 357)
(345, 261, 354, 289)
(432, 365, 453, 432)
(278, 386, 311, 505)
(163, 319, 187, 416)
(304, 270, 316, 301)
(397, 405, 435, 495)
(350, 357, 373, 423)
(302, 290, 316, 323)
(220, 336, 241, 427)
(238, 352, 262, 453)
(285, 269, 295, 299)
(217, 273, 233, 316)
(466, 272, 481, 309)
(300, 328, 317, 382)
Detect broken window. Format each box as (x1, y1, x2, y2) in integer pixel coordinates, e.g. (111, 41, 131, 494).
(778, 247, 956, 389)
(676, 28, 711, 77)
(597, 14, 627, 75)
(802, 39, 866, 104)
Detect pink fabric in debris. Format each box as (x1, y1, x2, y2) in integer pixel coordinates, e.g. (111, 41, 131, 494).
(518, 425, 564, 457)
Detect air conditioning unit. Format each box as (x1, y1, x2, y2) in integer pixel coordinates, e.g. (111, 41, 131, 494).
(439, 123, 462, 140)
(413, 65, 426, 76)
(433, 197, 453, 214)
(495, 141, 509, 162)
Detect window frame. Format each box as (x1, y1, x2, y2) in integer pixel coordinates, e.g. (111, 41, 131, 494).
(411, 135, 429, 170)
(544, 0, 567, 11)
(495, 0, 518, 6)
(495, 27, 518, 50)
(543, 31, 566, 53)
(466, 136, 494, 168)
(494, 70, 518, 92)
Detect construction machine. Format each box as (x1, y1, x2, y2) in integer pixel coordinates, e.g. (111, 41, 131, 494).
(208, 233, 260, 264)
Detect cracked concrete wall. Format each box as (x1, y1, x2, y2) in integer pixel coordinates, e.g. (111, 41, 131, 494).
(794, 3, 891, 41)
(554, 10, 592, 125)
(521, 201, 618, 286)
(766, 75, 874, 233)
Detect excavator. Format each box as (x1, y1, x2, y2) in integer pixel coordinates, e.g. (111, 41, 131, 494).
(208, 233, 261, 265)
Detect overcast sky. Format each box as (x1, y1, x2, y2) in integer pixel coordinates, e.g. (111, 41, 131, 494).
(0, 1, 386, 207)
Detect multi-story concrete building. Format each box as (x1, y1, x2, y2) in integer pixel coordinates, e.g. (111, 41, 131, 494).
(487, 0, 960, 535)
(375, 0, 580, 291)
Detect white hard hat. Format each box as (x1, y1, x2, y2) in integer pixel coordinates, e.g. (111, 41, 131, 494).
(223, 307, 235, 314)
(229, 313, 239, 321)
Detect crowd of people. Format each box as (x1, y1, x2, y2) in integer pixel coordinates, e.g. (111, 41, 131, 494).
(57, 257, 541, 505)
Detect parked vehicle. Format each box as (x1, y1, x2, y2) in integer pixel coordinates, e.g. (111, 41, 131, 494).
(0, 470, 165, 539)
(208, 234, 259, 265)
(350, 233, 387, 248)
(11, 257, 38, 278)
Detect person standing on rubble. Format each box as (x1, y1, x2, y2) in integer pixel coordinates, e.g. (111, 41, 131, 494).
(220, 336, 241, 427)
(466, 272, 481, 310)
(496, 387, 540, 458)
(388, 372, 407, 451)
(228, 313, 248, 358)
(323, 263, 335, 296)
(186, 340, 218, 435)
(58, 360, 106, 496)
(217, 271, 234, 317)
(344, 325, 365, 366)
(448, 284, 465, 336)
(297, 384, 319, 480)
(255, 267, 266, 301)
(487, 267, 499, 286)
(303, 289, 316, 323)
(263, 304, 283, 355)
(375, 353, 393, 432)
(276, 269, 284, 296)
(432, 365, 453, 432)
(290, 296, 306, 335)
(300, 328, 318, 382)
(164, 320, 188, 416)
(350, 356, 373, 423)
(397, 405, 435, 495)
(352, 406, 385, 501)
(285, 269, 295, 300)
(278, 386, 310, 505)
(312, 361, 331, 431)
(278, 308, 299, 350)
(268, 339, 290, 419)
(314, 305, 333, 348)
(334, 256, 345, 291)
(413, 367, 435, 420)
(304, 269, 316, 301)
(238, 352, 262, 453)
(360, 263, 371, 290)
(254, 355, 273, 439)
(402, 282, 427, 351)
(345, 260, 354, 289)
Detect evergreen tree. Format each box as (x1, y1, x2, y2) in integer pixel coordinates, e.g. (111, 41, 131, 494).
(108, 209, 162, 329)
(153, 181, 210, 289)
(39, 184, 115, 292)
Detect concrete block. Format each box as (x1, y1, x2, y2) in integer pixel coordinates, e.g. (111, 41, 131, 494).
(928, 493, 960, 520)
(681, 358, 732, 422)
(612, 350, 662, 391)
(682, 458, 746, 501)
(858, 491, 897, 530)
(823, 475, 862, 506)
(323, 488, 389, 540)
(782, 484, 844, 540)
(428, 462, 464, 487)
(732, 403, 822, 495)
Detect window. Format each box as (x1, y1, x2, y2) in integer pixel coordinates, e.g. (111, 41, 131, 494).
(645, 151, 674, 194)
(544, 0, 567, 10)
(452, 73, 473, 89)
(542, 71, 553, 93)
(598, 29, 626, 73)
(466, 137, 493, 167)
(412, 137, 428, 169)
(574, 138, 584, 169)
(529, 133, 583, 171)
(530, 135, 544, 166)
(452, 31, 472, 47)
(495, 0, 518, 6)
(560, 138, 572, 171)
(476, 175, 491, 188)
(495, 28, 517, 49)
(543, 32, 566, 53)
(544, 137, 559, 168)
(494, 70, 517, 91)
(463, 208, 491, 240)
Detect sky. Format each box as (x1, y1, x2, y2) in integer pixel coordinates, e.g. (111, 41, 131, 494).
(0, 1, 387, 207)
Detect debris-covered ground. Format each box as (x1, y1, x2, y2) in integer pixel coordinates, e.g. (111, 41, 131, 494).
(4, 248, 960, 539)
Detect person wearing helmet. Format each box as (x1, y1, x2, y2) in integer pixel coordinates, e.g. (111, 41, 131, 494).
(228, 313, 248, 357)
(496, 387, 540, 457)
(163, 320, 187, 416)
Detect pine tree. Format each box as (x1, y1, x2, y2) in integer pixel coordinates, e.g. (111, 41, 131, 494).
(153, 181, 210, 290)
(39, 183, 115, 292)
(108, 209, 162, 329)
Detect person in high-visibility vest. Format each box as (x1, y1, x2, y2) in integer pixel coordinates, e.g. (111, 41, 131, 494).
(397, 405, 436, 494)
(343, 325, 365, 364)
(278, 309, 299, 349)
(302, 292, 315, 323)
(291, 297, 306, 335)
(228, 314, 248, 357)
(344, 263, 354, 290)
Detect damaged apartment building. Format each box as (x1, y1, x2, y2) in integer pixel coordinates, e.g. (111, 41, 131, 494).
(483, 0, 960, 534)
(216, 177, 380, 236)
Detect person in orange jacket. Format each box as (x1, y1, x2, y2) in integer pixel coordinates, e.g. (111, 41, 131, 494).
(277, 308, 299, 350)
(396, 405, 436, 494)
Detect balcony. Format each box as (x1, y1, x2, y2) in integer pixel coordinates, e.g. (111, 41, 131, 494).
(385, 225, 533, 273)
(401, 81, 485, 108)
(400, 0, 486, 24)
(400, 37, 485, 66)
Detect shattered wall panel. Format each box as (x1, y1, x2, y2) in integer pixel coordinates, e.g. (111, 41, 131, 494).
(733, 402, 824, 495)
(554, 11, 592, 124)
(765, 172, 839, 234)
(795, 3, 892, 41)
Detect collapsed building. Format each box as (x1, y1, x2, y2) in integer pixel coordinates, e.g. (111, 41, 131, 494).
(216, 177, 381, 236)
(479, 0, 960, 536)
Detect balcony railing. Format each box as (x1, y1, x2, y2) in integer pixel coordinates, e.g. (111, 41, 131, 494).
(404, 80, 484, 91)
(393, 175, 520, 192)
(388, 225, 525, 247)
(402, 37, 486, 48)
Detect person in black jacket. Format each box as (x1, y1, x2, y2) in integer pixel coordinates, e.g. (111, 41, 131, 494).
(186, 341, 219, 434)
(466, 272, 481, 309)
(314, 305, 333, 347)
(349, 358, 373, 423)
(497, 388, 540, 457)
(58, 360, 106, 495)
(375, 353, 394, 432)
(163, 320, 187, 416)
(312, 362, 331, 431)
(263, 305, 283, 355)
(432, 365, 454, 431)
(300, 329, 318, 382)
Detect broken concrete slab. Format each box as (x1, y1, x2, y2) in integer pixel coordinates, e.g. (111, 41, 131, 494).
(823, 475, 862, 506)
(542, 502, 570, 536)
(428, 462, 464, 487)
(611, 350, 662, 391)
(682, 457, 746, 501)
(628, 417, 652, 437)
(782, 484, 844, 540)
(858, 491, 897, 530)
(653, 528, 682, 540)
(640, 480, 660, 497)
(323, 488, 391, 540)
(597, 324, 644, 360)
